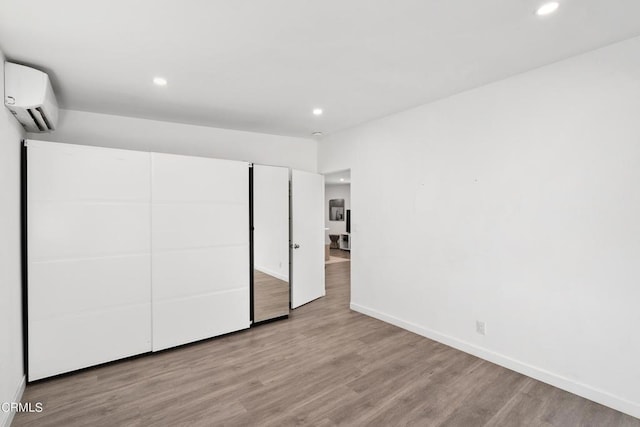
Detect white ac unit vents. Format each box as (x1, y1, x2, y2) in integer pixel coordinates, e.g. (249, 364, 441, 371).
(4, 62, 59, 132)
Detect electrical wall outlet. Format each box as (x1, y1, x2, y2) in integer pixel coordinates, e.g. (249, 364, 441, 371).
(476, 320, 486, 336)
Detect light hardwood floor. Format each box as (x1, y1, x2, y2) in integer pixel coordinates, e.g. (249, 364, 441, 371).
(15, 261, 639, 426)
(253, 269, 289, 323)
(330, 248, 350, 259)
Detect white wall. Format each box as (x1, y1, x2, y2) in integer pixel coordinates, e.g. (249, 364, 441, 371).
(0, 52, 26, 427)
(324, 184, 350, 244)
(29, 109, 317, 172)
(318, 36, 640, 418)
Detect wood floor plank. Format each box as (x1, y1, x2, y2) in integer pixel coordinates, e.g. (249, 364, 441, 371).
(14, 261, 639, 426)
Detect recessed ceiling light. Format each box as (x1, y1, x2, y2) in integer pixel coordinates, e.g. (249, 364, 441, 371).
(339, 178, 345, 182)
(153, 77, 168, 86)
(313, 108, 323, 116)
(536, 2, 559, 16)
(312, 132, 323, 136)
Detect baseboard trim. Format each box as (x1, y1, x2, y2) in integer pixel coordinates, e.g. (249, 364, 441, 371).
(350, 302, 640, 419)
(1, 375, 26, 427)
(254, 265, 288, 282)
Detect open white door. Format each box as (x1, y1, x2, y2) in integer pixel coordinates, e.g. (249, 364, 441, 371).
(291, 170, 325, 308)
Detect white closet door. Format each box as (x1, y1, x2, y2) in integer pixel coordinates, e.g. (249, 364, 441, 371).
(291, 170, 325, 308)
(151, 153, 250, 351)
(27, 140, 152, 381)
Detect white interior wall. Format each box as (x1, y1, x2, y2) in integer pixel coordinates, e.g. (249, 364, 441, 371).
(324, 184, 350, 244)
(0, 51, 26, 427)
(28, 109, 317, 172)
(318, 36, 640, 418)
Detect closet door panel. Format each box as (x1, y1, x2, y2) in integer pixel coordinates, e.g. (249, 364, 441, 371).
(252, 164, 290, 322)
(29, 255, 150, 320)
(27, 140, 150, 202)
(29, 202, 150, 261)
(153, 247, 248, 300)
(152, 154, 246, 203)
(29, 306, 151, 382)
(27, 140, 152, 381)
(152, 204, 247, 250)
(151, 153, 249, 351)
(153, 290, 248, 352)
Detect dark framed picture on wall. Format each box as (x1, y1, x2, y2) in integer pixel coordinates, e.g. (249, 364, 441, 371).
(329, 198, 345, 221)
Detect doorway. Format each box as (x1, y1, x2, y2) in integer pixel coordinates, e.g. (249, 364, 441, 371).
(323, 169, 351, 273)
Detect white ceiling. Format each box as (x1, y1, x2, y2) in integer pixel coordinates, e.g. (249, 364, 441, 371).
(1, 1, 640, 137)
(325, 170, 351, 185)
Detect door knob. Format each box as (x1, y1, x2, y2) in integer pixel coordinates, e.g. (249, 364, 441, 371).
(293, 244, 300, 249)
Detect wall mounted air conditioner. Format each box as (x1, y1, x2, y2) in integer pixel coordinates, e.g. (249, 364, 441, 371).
(4, 62, 59, 132)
